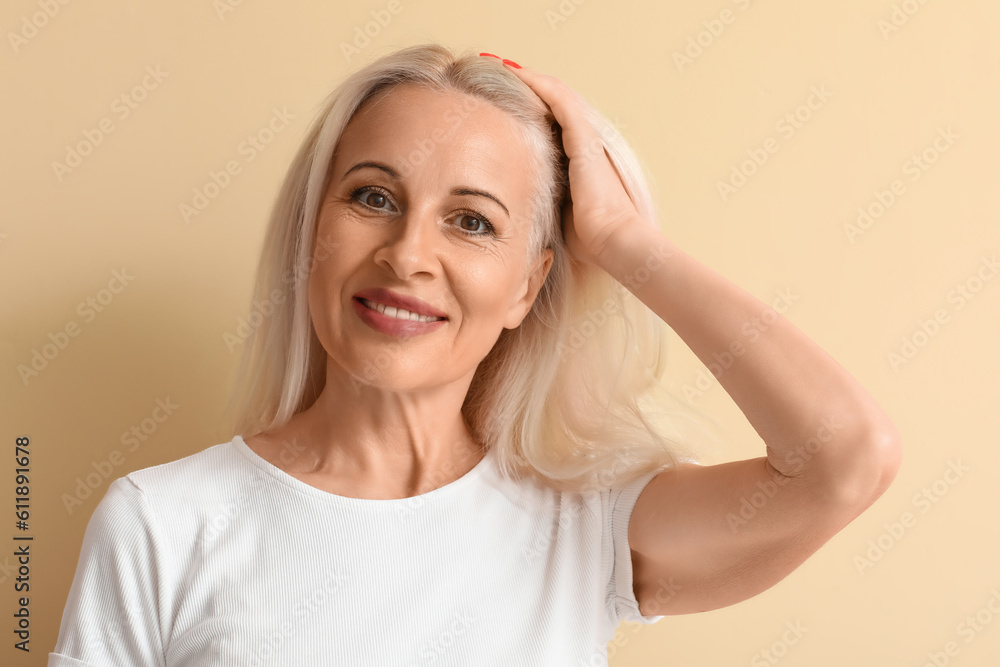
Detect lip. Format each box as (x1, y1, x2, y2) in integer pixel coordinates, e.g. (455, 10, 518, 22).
(353, 288, 448, 319)
(351, 296, 447, 339)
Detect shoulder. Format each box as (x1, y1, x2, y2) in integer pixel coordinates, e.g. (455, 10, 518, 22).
(97, 438, 257, 535)
(122, 438, 246, 497)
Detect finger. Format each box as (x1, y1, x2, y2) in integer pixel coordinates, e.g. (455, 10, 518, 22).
(502, 64, 607, 166)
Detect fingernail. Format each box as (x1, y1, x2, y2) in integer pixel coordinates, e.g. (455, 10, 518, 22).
(502, 59, 522, 69)
(479, 52, 502, 60)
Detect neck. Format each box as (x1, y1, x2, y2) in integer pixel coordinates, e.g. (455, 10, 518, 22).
(254, 355, 486, 497)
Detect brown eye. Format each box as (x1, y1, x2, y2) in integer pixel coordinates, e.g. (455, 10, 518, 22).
(457, 214, 483, 232)
(455, 213, 492, 236)
(362, 192, 388, 208)
(351, 186, 395, 212)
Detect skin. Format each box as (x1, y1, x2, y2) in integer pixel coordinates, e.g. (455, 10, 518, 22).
(502, 60, 902, 615)
(244, 83, 553, 500)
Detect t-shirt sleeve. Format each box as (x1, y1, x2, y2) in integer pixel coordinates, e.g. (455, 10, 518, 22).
(605, 467, 667, 626)
(48, 477, 167, 667)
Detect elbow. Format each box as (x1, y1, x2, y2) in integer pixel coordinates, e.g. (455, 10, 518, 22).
(869, 426, 903, 495)
(829, 425, 903, 510)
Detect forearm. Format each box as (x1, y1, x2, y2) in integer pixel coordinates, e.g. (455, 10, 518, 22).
(597, 221, 901, 494)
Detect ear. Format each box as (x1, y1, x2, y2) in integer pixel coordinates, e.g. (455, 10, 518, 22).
(503, 248, 554, 330)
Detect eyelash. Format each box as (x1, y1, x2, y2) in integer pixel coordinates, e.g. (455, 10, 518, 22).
(348, 185, 497, 237)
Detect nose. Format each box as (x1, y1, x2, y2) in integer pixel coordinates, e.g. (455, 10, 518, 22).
(372, 205, 439, 280)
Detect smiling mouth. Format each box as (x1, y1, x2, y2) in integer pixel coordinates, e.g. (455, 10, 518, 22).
(357, 298, 446, 323)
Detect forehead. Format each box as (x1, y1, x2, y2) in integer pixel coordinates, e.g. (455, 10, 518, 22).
(331, 84, 537, 213)
(345, 83, 523, 148)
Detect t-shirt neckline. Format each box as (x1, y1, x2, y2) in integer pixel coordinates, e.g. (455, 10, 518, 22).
(231, 434, 493, 507)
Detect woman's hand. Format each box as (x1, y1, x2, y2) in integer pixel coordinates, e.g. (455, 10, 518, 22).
(498, 59, 648, 269)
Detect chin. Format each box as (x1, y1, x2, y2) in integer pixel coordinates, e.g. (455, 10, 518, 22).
(326, 352, 445, 392)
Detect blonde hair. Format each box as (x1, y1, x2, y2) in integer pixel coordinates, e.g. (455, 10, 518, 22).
(220, 43, 718, 493)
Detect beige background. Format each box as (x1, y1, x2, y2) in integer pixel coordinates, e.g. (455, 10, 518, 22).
(2, 0, 998, 664)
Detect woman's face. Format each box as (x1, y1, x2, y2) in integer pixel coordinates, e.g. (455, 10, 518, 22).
(309, 83, 554, 392)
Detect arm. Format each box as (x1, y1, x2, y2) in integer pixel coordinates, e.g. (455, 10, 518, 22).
(49, 477, 168, 666)
(499, 58, 902, 616)
(600, 224, 901, 614)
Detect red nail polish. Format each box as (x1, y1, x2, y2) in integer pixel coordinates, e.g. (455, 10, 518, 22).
(502, 59, 522, 69)
(479, 52, 502, 60)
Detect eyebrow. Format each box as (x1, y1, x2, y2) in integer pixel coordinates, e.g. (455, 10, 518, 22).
(342, 161, 510, 217)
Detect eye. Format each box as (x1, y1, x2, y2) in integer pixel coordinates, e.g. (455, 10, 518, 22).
(454, 212, 495, 236)
(350, 186, 396, 212)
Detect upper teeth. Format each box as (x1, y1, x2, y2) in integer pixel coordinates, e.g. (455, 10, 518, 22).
(361, 298, 441, 323)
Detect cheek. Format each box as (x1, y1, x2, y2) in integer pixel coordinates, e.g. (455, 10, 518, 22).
(452, 259, 521, 322)
(308, 212, 361, 305)
(306, 266, 333, 345)
(306, 242, 351, 341)
(314, 208, 353, 251)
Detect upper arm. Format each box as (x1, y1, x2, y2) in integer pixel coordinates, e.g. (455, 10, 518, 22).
(628, 451, 895, 616)
(51, 477, 167, 666)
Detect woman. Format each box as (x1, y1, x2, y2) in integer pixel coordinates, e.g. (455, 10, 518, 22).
(49, 44, 901, 665)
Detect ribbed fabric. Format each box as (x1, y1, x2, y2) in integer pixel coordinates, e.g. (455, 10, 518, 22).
(48, 436, 664, 666)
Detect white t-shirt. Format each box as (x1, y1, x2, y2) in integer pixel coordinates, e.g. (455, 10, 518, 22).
(49, 435, 665, 666)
